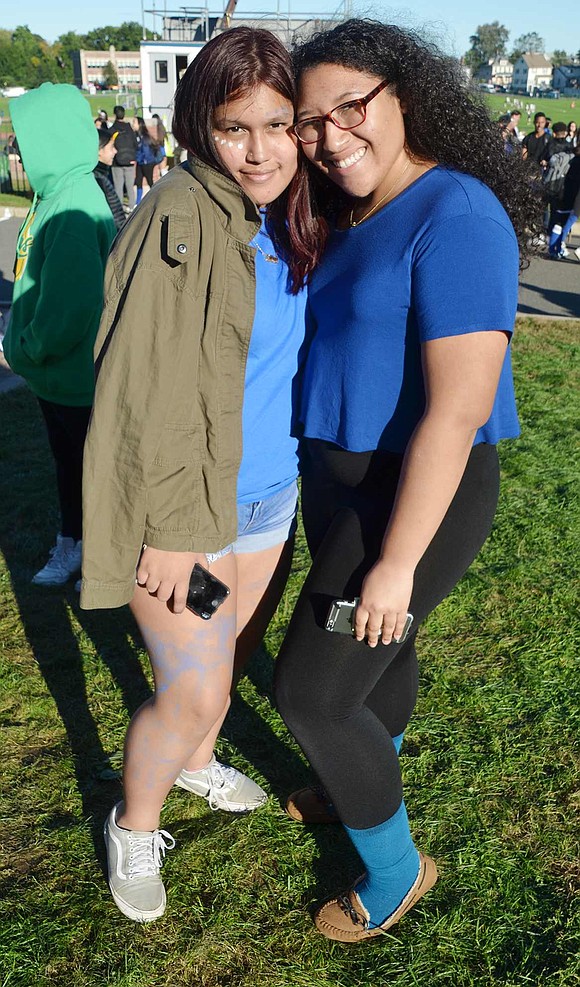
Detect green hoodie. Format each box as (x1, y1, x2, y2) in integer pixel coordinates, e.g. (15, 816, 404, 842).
(3, 83, 116, 405)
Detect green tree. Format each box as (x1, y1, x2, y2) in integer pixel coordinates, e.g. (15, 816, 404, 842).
(551, 50, 569, 67)
(510, 32, 546, 63)
(83, 21, 150, 50)
(464, 21, 510, 71)
(56, 30, 88, 55)
(0, 25, 64, 88)
(102, 59, 118, 89)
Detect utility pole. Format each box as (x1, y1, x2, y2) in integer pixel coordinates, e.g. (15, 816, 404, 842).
(218, 0, 239, 31)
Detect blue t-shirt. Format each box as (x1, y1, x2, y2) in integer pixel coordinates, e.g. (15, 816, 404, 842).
(237, 215, 307, 503)
(301, 167, 520, 453)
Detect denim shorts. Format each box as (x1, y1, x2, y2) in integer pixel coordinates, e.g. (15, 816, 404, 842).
(206, 479, 298, 563)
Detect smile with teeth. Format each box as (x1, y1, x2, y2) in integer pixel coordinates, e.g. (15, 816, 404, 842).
(331, 146, 366, 169)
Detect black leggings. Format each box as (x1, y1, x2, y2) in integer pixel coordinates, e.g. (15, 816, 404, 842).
(135, 163, 155, 190)
(274, 440, 499, 830)
(37, 398, 92, 542)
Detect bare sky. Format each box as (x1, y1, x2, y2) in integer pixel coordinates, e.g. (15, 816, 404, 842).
(2, 0, 578, 58)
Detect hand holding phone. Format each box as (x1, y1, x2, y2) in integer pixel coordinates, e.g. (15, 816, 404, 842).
(136, 546, 208, 613)
(186, 563, 230, 620)
(326, 598, 413, 644)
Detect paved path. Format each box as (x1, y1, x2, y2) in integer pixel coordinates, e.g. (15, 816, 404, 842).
(518, 235, 580, 319)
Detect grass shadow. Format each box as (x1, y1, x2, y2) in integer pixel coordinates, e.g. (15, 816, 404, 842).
(0, 388, 150, 856)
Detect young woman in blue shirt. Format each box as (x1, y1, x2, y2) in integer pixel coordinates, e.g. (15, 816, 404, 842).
(274, 19, 541, 942)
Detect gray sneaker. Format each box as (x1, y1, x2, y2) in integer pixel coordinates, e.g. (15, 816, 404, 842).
(103, 803, 175, 923)
(32, 534, 82, 586)
(174, 754, 268, 813)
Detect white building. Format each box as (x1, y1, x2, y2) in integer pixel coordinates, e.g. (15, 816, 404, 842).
(140, 5, 346, 119)
(477, 57, 513, 88)
(140, 40, 203, 117)
(511, 53, 553, 94)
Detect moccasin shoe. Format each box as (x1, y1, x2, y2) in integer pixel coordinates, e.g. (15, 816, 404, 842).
(313, 852, 438, 942)
(285, 785, 340, 824)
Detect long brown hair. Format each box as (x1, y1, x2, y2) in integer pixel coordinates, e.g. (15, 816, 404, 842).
(172, 27, 323, 291)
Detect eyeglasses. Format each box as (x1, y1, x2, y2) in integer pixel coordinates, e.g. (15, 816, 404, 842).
(293, 80, 389, 145)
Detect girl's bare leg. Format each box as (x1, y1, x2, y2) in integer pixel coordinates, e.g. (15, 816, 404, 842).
(182, 539, 294, 772)
(119, 552, 237, 831)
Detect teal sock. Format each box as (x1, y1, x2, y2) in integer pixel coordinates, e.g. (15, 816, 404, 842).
(136, 187, 143, 205)
(344, 801, 420, 927)
(392, 732, 404, 754)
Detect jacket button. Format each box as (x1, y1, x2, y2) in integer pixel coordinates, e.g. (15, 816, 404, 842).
(177, 243, 187, 254)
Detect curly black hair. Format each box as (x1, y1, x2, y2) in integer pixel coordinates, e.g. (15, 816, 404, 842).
(293, 19, 544, 265)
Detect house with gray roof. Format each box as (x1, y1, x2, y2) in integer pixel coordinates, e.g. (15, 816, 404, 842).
(511, 53, 553, 94)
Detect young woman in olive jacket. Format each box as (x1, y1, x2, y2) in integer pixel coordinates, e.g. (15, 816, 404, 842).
(81, 28, 318, 923)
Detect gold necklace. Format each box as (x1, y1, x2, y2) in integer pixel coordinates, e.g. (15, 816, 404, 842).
(250, 229, 279, 264)
(349, 159, 412, 228)
(253, 242, 279, 264)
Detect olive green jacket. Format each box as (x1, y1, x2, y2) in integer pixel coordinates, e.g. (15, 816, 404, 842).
(80, 158, 261, 609)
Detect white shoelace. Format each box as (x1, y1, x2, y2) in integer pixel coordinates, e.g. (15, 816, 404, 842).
(127, 829, 175, 879)
(206, 761, 238, 811)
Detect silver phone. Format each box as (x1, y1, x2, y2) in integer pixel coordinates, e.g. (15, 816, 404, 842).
(326, 597, 414, 643)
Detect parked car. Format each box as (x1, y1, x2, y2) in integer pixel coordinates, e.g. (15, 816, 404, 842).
(1, 86, 27, 98)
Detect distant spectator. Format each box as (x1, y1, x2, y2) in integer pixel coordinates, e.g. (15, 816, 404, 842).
(522, 113, 549, 172)
(94, 128, 126, 231)
(545, 118, 552, 137)
(566, 121, 577, 148)
(109, 105, 138, 211)
(151, 112, 167, 146)
(498, 113, 519, 153)
(151, 112, 168, 178)
(2, 83, 116, 586)
(94, 109, 109, 130)
(132, 115, 158, 205)
(508, 110, 522, 141)
(548, 145, 580, 258)
(543, 122, 575, 233)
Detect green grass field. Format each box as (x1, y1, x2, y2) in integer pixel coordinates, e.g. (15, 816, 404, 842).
(485, 93, 580, 129)
(0, 316, 579, 987)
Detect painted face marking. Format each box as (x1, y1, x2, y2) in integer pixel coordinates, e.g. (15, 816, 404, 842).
(211, 83, 297, 206)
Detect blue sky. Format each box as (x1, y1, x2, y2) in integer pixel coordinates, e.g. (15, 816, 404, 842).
(2, 0, 578, 58)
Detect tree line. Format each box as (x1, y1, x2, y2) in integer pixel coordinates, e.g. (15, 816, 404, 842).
(2, 20, 579, 91)
(464, 22, 580, 71)
(0, 22, 152, 89)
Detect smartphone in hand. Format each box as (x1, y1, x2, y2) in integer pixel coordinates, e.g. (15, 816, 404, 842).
(185, 563, 230, 620)
(326, 597, 414, 643)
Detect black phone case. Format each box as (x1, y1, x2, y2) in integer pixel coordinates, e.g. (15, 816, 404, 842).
(186, 563, 230, 620)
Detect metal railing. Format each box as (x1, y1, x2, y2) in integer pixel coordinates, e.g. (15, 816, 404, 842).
(0, 133, 32, 197)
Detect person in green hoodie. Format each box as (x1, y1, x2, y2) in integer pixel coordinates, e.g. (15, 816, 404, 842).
(3, 83, 116, 586)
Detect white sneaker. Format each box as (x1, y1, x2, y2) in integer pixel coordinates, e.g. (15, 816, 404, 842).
(104, 803, 175, 923)
(174, 754, 268, 813)
(32, 534, 82, 586)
